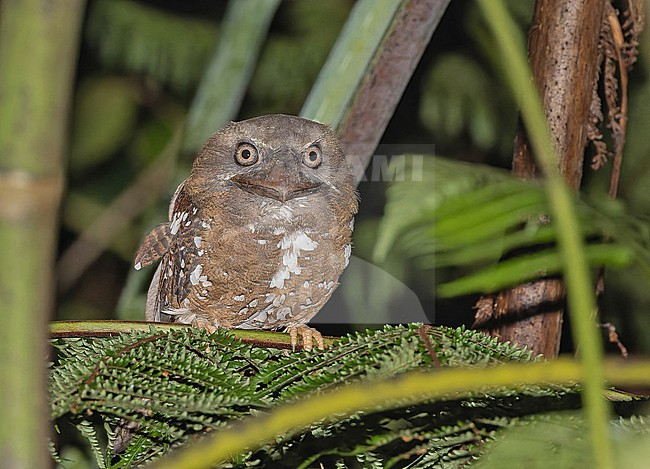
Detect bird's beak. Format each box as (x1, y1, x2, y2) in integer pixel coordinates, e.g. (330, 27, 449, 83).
(231, 158, 322, 203)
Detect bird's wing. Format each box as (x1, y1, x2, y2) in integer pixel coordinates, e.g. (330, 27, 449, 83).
(157, 184, 207, 313)
(134, 222, 173, 322)
(133, 177, 184, 270)
(134, 223, 172, 271)
(136, 181, 204, 321)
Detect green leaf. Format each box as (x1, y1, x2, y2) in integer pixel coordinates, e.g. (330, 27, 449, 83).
(50, 325, 553, 466)
(437, 244, 632, 297)
(433, 188, 546, 247)
(433, 225, 558, 267)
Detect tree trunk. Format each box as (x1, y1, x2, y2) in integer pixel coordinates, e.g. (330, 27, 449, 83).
(482, 0, 605, 357)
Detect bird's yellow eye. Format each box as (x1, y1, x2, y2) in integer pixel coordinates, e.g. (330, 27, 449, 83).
(303, 145, 322, 168)
(234, 143, 259, 166)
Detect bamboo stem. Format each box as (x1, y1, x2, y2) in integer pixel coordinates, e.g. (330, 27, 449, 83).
(0, 1, 85, 466)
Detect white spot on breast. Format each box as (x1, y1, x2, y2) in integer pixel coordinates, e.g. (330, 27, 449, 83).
(193, 237, 201, 248)
(238, 307, 249, 315)
(189, 264, 212, 287)
(134, 262, 142, 270)
(248, 299, 259, 308)
(257, 239, 268, 245)
(265, 293, 275, 303)
(303, 281, 310, 289)
(349, 217, 355, 231)
(190, 264, 203, 285)
(164, 307, 194, 323)
(233, 294, 245, 301)
(248, 309, 268, 323)
(269, 231, 318, 289)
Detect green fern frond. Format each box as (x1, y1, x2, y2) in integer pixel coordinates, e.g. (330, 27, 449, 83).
(50, 326, 586, 467)
(75, 420, 107, 468)
(475, 413, 650, 469)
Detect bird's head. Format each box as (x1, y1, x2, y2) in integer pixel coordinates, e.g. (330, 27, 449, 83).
(189, 114, 357, 217)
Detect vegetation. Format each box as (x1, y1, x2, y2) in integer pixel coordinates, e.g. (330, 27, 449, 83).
(1, 0, 649, 467)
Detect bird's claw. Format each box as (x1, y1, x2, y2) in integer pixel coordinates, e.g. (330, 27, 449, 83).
(287, 325, 324, 352)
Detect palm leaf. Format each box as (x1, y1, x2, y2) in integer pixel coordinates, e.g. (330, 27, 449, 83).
(375, 156, 649, 297)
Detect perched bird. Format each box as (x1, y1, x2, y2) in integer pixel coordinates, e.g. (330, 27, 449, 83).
(134, 114, 358, 350)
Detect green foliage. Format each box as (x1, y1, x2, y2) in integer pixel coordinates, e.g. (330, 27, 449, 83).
(86, 0, 219, 94)
(241, 0, 351, 118)
(51, 325, 591, 467)
(69, 76, 141, 174)
(183, 0, 282, 153)
(418, 1, 534, 157)
(375, 156, 650, 296)
(420, 54, 516, 152)
(39, 1, 650, 467)
(300, 0, 402, 125)
(474, 413, 650, 469)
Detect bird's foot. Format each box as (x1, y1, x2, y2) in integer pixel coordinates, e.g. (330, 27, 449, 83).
(286, 324, 324, 352)
(189, 316, 218, 334)
(164, 308, 218, 333)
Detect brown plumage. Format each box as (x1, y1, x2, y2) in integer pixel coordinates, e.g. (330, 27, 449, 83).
(134, 114, 358, 350)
